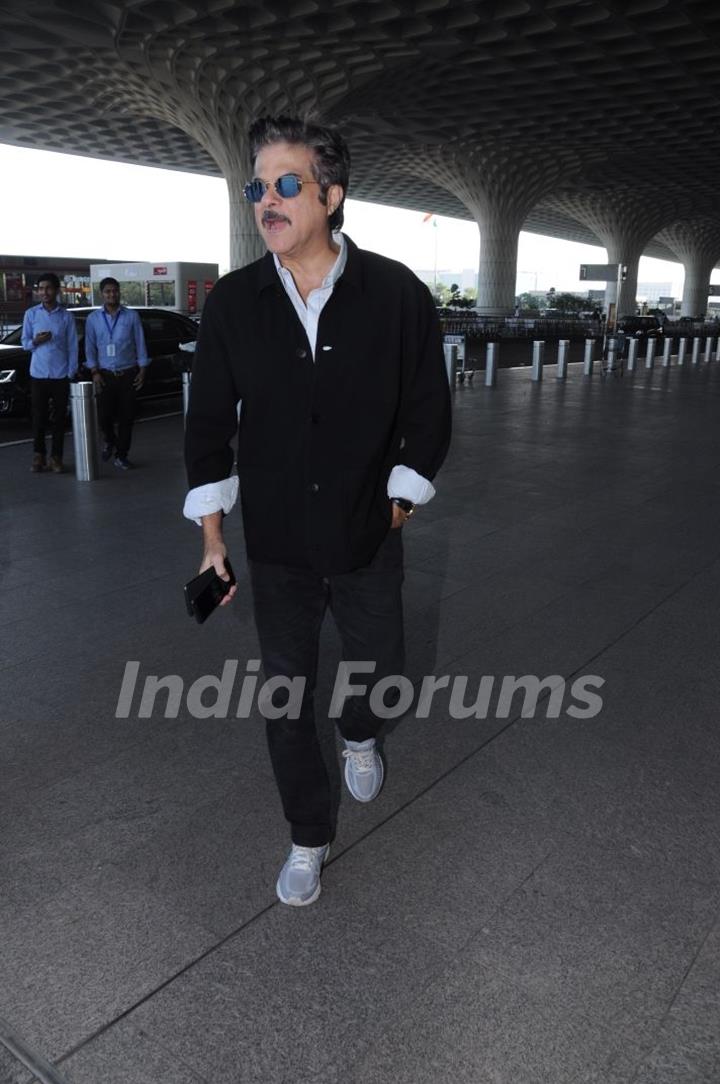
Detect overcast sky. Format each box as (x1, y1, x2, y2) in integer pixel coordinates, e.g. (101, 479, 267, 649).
(2, 141, 710, 298)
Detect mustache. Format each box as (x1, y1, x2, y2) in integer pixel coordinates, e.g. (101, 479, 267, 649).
(262, 210, 290, 224)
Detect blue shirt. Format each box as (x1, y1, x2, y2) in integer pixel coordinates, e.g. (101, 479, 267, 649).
(21, 304, 79, 379)
(85, 306, 149, 372)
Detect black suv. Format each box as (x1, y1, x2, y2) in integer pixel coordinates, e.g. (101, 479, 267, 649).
(0, 307, 198, 418)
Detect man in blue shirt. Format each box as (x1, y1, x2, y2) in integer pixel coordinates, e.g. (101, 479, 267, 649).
(85, 277, 150, 470)
(21, 272, 79, 473)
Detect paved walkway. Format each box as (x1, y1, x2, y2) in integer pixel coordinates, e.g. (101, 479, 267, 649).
(2, 362, 720, 1084)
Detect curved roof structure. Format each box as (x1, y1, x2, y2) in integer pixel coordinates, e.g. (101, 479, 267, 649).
(1, 0, 719, 264)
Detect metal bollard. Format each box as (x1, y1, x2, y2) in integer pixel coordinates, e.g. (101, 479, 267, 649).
(443, 343, 458, 387)
(662, 337, 673, 367)
(605, 339, 618, 374)
(627, 338, 639, 372)
(583, 338, 595, 376)
(704, 337, 714, 363)
(531, 340, 545, 381)
(678, 337, 688, 365)
(691, 337, 701, 366)
(485, 342, 498, 387)
(182, 370, 192, 416)
(645, 337, 656, 370)
(70, 381, 99, 481)
(556, 339, 569, 380)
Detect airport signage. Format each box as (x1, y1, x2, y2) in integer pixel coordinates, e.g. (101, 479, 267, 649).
(579, 263, 626, 282)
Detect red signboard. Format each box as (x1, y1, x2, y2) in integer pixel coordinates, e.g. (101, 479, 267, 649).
(153, 266, 168, 276)
(204, 279, 215, 294)
(187, 279, 197, 314)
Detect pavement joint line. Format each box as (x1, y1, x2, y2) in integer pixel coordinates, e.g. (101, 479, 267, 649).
(28, 552, 720, 1067)
(55, 896, 281, 1068)
(557, 548, 720, 688)
(0, 1015, 74, 1084)
(0, 409, 182, 449)
(9, 377, 720, 1067)
(134, 411, 182, 424)
(55, 695, 546, 1068)
(307, 841, 559, 1084)
(626, 912, 720, 1084)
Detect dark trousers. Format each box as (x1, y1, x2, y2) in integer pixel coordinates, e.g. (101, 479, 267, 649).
(31, 377, 69, 458)
(98, 368, 137, 457)
(248, 529, 405, 846)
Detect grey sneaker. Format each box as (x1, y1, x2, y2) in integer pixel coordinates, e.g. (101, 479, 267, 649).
(342, 738, 384, 802)
(276, 843, 329, 907)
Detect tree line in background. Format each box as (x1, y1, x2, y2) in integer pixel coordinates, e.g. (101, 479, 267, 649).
(428, 282, 477, 308)
(515, 287, 588, 313)
(426, 282, 592, 314)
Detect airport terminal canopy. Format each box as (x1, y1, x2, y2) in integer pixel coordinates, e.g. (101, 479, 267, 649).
(1, 0, 719, 312)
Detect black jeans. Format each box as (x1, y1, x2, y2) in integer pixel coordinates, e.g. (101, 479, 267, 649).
(98, 368, 137, 457)
(248, 529, 405, 846)
(31, 377, 69, 458)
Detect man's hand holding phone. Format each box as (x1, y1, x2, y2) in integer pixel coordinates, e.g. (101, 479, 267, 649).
(199, 542, 237, 607)
(185, 552, 236, 624)
(199, 511, 236, 608)
(34, 330, 52, 346)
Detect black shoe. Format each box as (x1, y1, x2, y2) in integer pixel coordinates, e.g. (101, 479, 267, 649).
(113, 455, 132, 471)
(101, 443, 114, 462)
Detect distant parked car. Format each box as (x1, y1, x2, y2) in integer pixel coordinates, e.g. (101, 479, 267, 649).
(0, 307, 198, 418)
(667, 316, 705, 333)
(616, 315, 663, 357)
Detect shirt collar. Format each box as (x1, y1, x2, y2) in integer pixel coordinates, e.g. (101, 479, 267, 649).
(272, 232, 347, 290)
(256, 232, 363, 295)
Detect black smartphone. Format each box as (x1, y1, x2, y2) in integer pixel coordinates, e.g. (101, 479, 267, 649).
(184, 559, 236, 624)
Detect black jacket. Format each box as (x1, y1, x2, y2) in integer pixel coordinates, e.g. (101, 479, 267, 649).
(185, 235, 451, 574)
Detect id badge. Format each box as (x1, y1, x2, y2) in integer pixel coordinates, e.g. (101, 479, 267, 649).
(106, 343, 116, 357)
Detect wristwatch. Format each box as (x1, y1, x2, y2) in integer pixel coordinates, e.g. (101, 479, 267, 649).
(392, 497, 415, 517)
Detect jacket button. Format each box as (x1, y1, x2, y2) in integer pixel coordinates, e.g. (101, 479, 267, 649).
(310, 482, 320, 493)
(296, 347, 307, 358)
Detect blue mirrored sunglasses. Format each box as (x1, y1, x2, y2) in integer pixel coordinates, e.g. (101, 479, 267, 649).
(243, 174, 320, 203)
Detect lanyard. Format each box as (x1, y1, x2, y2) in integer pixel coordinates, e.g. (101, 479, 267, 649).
(102, 308, 122, 339)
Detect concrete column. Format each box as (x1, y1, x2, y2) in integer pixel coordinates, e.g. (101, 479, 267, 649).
(226, 172, 268, 269)
(681, 255, 717, 317)
(604, 250, 640, 318)
(202, 133, 267, 270)
(656, 219, 720, 318)
(548, 191, 673, 321)
(475, 213, 523, 315)
(416, 145, 578, 317)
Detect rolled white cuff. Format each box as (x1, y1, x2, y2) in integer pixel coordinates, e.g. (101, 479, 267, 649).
(386, 465, 436, 505)
(183, 476, 239, 525)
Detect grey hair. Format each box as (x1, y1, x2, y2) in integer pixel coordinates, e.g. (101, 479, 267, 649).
(248, 114, 350, 231)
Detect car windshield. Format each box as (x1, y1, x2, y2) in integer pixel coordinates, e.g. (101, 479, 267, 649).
(1, 326, 23, 345)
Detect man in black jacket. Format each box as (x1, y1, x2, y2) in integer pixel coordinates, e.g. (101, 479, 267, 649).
(184, 115, 451, 906)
